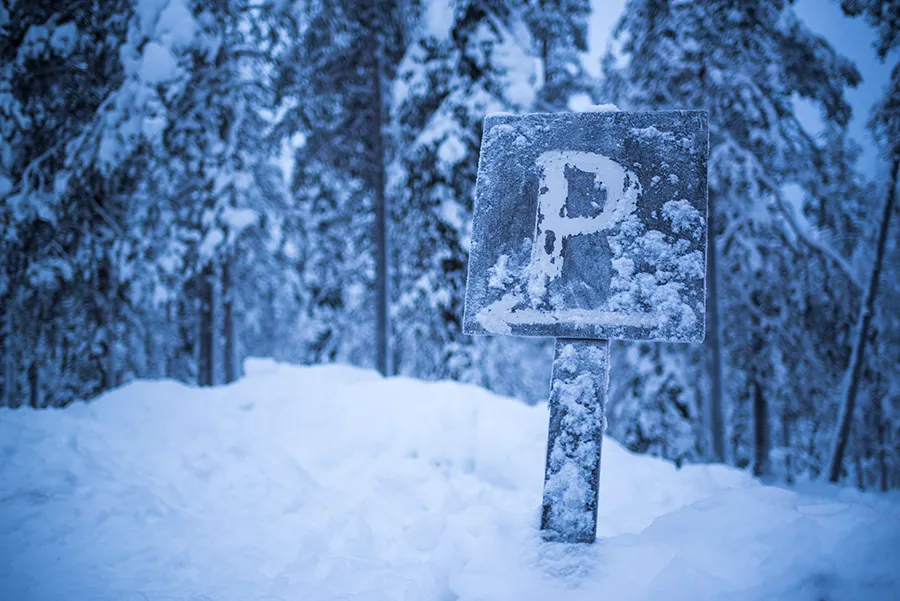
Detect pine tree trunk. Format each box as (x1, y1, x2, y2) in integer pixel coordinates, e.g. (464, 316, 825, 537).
(855, 436, 866, 490)
(28, 358, 39, 409)
(103, 256, 118, 390)
(827, 157, 899, 483)
(873, 387, 887, 492)
(705, 192, 726, 462)
(696, 49, 726, 464)
(368, 2, 391, 377)
(165, 302, 176, 379)
(198, 265, 216, 387)
(265, 285, 276, 358)
(223, 254, 238, 384)
(173, 292, 197, 384)
(145, 317, 163, 379)
(782, 402, 793, 484)
(752, 376, 769, 478)
(749, 289, 770, 479)
(2, 308, 15, 408)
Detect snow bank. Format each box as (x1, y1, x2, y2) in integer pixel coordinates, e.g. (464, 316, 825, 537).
(1, 360, 898, 600)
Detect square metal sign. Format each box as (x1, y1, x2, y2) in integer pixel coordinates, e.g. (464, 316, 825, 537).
(463, 110, 708, 343)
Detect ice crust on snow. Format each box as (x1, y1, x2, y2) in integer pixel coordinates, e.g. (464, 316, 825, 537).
(1, 362, 898, 601)
(463, 111, 709, 343)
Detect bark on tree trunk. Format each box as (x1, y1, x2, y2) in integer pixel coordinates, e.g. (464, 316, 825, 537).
(827, 157, 899, 483)
(782, 402, 793, 484)
(750, 289, 769, 479)
(223, 254, 238, 384)
(752, 377, 769, 478)
(855, 436, 866, 490)
(28, 358, 39, 409)
(102, 256, 118, 391)
(198, 264, 216, 387)
(165, 302, 176, 379)
(145, 319, 163, 379)
(697, 51, 726, 464)
(873, 385, 888, 492)
(2, 308, 15, 409)
(706, 192, 726, 462)
(369, 2, 391, 377)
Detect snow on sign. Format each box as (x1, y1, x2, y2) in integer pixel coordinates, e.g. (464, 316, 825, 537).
(464, 110, 708, 342)
(463, 110, 708, 544)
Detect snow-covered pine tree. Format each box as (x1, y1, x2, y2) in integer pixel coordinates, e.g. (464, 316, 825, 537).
(867, 68, 900, 488)
(523, 0, 592, 110)
(391, 0, 535, 383)
(147, 0, 285, 386)
(0, 0, 135, 406)
(611, 341, 703, 466)
(603, 0, 865, 477)
(826, 0, 900, 487)
(274, 0, 415, 370)
(0, 0, 292, 399)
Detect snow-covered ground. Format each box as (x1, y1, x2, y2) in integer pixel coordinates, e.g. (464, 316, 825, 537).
(1, 360, 898, 601)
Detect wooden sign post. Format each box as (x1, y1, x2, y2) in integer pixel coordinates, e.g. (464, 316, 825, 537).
(463, 110, 708, 543)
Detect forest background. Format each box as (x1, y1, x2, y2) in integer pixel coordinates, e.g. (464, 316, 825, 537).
(1, 0, 899, 490)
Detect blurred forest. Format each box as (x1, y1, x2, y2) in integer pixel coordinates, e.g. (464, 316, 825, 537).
(1, 0, 898, 490)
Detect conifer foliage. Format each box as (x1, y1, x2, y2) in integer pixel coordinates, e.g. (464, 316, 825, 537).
(604, 0, 899, 486)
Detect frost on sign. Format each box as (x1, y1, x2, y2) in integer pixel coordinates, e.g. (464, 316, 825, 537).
(463, 111, 708, 343)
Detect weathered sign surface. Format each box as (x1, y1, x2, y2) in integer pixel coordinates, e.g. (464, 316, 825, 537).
(462, 109, 709, 544)
(463, 110, 708, 343)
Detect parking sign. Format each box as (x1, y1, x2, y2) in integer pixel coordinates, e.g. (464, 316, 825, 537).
(463, 111, 708, 343)
(462, 110, 709, 543)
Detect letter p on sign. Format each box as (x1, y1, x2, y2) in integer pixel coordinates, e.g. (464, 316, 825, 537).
(528, 150, 643, 302)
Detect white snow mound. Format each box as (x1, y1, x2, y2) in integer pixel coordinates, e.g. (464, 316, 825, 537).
(583, 102, 619, 112)
(1, 359, 898, 600)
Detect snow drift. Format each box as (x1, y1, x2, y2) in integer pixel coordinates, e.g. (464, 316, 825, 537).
(1, 359, 898, 600)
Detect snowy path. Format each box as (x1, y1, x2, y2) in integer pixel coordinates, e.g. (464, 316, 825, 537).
(1, 360, 898, 601)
